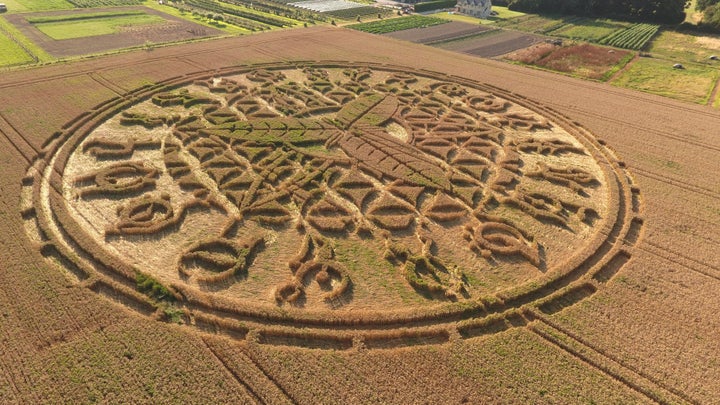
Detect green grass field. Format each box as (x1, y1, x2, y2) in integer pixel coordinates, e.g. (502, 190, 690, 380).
(0, 29, 34, 66)
(648, 30, 720, 64)
(496, 14, 568, 32)
(29, 11, 165, 40)
(612, 57, 719, 104)
(0, 0, 74, 13)
(431, 6, 525, 25)
(548, 18, 630, 42)
(0, 16, 52, 63)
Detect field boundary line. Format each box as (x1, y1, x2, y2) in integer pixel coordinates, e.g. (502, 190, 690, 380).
(0, 347, 23, 402)
(640, 241, 720, 282)
(526, 310, 698, 405)
(607, 54, 639, 83)
(87, 72, 125, 96)
(707, 76, 720, 107)
(202, 337, 296, 405)
(632, 167, 720, 200)
(175, 56, 209, 72)
(0, 111, 39, 163)
(201, 337, 265, 404)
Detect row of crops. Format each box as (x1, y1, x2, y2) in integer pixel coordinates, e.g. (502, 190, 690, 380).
(498, 15, 659, 50)
(66, 0, 141, 6)
(599, 23, 660, 50)
(323, 6, 393, 19)
(179, 0, 303, 30)
(219, 0, 321, 23)
(349, 15, 448, 34)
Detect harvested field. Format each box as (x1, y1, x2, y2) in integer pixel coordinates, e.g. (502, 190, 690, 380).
(435, 29, 544, 57)
(3, 6, 222, 57)
(0, 26, 719, 403)
(383, 20, 494, 44)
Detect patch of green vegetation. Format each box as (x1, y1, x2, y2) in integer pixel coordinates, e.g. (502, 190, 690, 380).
(600, 52, 634, 81)
(162, 305, 185, 324)
(218, 0, 300, 27)
(0, 17, 52, 63)
(141, 0, 247, 34)
(549, 18, 630, 42)
(665, 160, 681, 170)
(492, 6, 526, 20)
(496, 13, 569, 32)
(0, 28, 33, 66)
(348, 15, 448, 34)
(30, 11, 165, 40)
(333, 239, 427, 305)
(430, 11, 490, 24)
(435, 5, 526, 24)
(26, 10, 146, 24)
(136, 272, 174, 302)
(612, 57, 719, 104)
(1, 0, 73, 13)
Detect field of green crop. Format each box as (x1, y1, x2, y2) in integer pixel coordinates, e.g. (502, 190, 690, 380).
(348, 15, 448, 34)
(0, 29, 34, 66)
(599, 23, 659, 50)
(548, 18, 631, 42)
(28, 10, 166, 40)
(0, 0, 73, 13)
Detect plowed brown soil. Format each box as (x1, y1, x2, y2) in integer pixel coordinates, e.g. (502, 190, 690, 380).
(0, 26, 718, 403)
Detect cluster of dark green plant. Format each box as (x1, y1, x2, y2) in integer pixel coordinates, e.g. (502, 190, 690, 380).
(136, 273, 174, 302)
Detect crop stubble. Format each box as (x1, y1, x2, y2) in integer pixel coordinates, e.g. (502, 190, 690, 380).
(0, 27, 718, 403)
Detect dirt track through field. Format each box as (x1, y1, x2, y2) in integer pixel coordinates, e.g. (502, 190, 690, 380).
(0, 26, 718, 403)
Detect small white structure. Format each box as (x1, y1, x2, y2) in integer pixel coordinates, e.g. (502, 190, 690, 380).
(0, 4, 7, 13)
(457, 0, 491, 18)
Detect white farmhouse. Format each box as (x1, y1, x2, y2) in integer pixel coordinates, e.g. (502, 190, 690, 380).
(457, 0, 492, 18)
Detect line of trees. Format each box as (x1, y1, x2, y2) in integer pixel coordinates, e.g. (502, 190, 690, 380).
(493, 0, 688, 23)
(696, 0, 720, 30)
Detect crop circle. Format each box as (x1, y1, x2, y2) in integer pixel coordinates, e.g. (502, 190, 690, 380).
(25, 62, 638, 348)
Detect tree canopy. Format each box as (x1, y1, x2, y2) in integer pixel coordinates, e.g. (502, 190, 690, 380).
(505, 0, 688, 23)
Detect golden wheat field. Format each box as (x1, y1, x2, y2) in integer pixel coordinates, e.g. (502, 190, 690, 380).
(0, 27, 719, 404)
